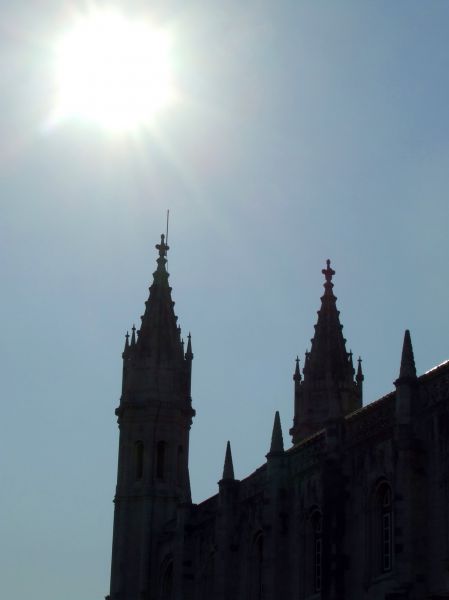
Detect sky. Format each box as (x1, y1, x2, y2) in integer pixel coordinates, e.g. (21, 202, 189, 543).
(1, 1, 448, 599)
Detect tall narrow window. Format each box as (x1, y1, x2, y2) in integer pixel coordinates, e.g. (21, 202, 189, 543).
(160, 560, 173, 600)
(156, 441, 166, 480)
(134, 441, 144, 480)
(250, 533, 264, 600)
(312, 511, 323, 592)
(370, 481, 393, 577)
(380, 485, 392, 573)
(177, 446, 184, 485)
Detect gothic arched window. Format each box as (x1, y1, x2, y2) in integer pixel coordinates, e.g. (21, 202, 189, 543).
(250, 533, 264, 600)
(379, 483, 393, 573)
(156, 441, 166, 480)
(134, 441, 144, 480)
(160, 559, 173, 600)
(369, 480, 393, 577)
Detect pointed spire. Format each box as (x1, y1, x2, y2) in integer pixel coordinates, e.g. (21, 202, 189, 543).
(185, 332, 193, 361)
(356, 356, 364, 383)
(398, 329, 417, 381)
(303, 260, 353, 382)
(130, 325, 136, 346)
(293, 356, 301, 382)
(290, 260, 363, 444)
(222, 441, 235, 480)
(135, 235, 185, 361)
(122, 331, 130, 358)
(303, 350, 310, 374)
(269, 411, 284, 454)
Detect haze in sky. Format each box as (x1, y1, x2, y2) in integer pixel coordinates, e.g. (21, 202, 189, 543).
(0, 2, 448, 599)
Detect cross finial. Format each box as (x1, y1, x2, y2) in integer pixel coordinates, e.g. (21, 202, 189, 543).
(294, 356, 302, 382)
(322, 259, 335, 283)
(156, 233, 169, 258)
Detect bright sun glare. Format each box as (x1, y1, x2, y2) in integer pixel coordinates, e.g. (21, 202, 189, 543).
(52, 10, 174, 132)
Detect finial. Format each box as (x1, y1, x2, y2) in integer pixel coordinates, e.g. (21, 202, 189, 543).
(356, 356, 364, 382)
(156, 233, 169, 258)
(185, 332, 193, 360)
(322, 258, 335, 285)
(123, 331, 130, 355)
(222, 441, 235, 480)
(304, 349, 310, 365)
(398, 329, 417, 381)
(131, 324, 136, 346)
(269, 411, 284, 454)
(293, 356, 302, 382)
(153, 233, 170, 284)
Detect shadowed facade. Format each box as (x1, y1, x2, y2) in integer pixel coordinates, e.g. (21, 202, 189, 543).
(107, 238, 449, 600)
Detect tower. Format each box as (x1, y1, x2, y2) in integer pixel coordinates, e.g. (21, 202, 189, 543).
(290, 260, 363, 444)
(108, 235, 195, 600)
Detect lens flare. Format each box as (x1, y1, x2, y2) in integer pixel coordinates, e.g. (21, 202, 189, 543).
(52, 10, 174, 131)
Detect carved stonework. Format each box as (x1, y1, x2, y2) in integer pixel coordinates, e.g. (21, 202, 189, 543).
(346, 394, 395, 445)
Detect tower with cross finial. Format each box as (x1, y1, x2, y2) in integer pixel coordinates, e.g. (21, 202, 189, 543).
(108, 234, 195, 600)
(106, 242, 449, 600)
(290, 259, 363, 443)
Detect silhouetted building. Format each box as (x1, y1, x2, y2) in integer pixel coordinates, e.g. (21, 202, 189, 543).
(106, 236, 449, 600)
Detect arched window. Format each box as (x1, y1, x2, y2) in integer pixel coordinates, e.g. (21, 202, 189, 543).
(311, 510, 322, 592)
(369, 480, 393, 577)
(250, 533, 264, 600)
(134, 441, 144, 481)
(177, 446, 184, 485)
(379, 484, 392, 573)
(160, 560, 173, 600)
(156, 441, 166, 480)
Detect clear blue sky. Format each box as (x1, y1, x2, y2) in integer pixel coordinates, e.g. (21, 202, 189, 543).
(1, 2, 448, 599)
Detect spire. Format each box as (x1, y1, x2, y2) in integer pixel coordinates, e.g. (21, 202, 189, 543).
(135, 235, 185, 362)
(395, 330, 417, 423)
(356, 356, 364, 384)
(397, 329, 417, 381)
(293, 356, 301, 382)
(222, 441, 235, 480)
(122, 331, 130, 363)
(185, 332, 193, 361)
(130, 325, 136, 346)
(269, 411, 284, 454)
(303, 350, 310, 375)
(349, 350, 354, 372)
(305, 259, 353, 382)
(290, 260, 363, 444)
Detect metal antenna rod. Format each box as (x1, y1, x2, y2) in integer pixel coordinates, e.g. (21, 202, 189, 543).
(166, 209, 170, 244)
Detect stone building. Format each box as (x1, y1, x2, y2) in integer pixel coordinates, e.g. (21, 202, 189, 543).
(106, 235, 449, 600)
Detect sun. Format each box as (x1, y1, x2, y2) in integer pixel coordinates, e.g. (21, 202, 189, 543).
(51, 9, 174, 132)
